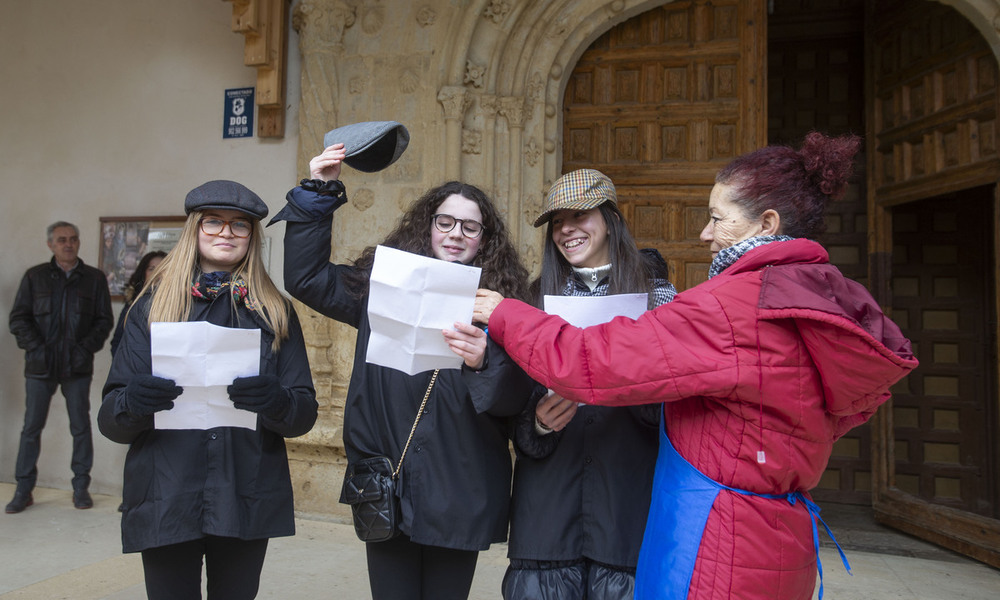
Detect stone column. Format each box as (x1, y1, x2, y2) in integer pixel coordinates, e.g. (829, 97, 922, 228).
(480, 94, 500, 196)
(438, 86, 470, 181)
(500, 95, 529, 242)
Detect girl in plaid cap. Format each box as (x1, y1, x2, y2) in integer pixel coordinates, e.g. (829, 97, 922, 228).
(497, 169, 677, 600)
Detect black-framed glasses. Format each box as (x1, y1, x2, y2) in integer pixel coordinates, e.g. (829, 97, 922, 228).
(199, 217, 253, 238)
(431, 214, 485, 239)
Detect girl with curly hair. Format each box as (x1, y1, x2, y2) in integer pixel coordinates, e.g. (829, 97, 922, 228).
(273, 143, 534, 600)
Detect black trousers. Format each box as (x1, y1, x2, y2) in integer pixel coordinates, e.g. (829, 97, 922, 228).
(15, 376, 93, 492)
(366, 534, 479, 600)
(140, 536, 269, 600)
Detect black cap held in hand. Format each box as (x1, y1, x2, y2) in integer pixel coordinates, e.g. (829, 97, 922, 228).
(322, 121, 409, 173)
(184, 180, 268, 220)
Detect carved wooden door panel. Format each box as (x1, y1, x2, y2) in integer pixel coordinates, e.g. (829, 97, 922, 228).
(562, 0, 766, 291)
(890, 189, 997, 518)
(868, 0, 1000, 566)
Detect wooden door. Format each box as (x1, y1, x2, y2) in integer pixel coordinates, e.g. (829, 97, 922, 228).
(890, 188, 998, 518)
(768, 0, 871, 505)
(562, 0, 766, 291)
(868, 0, 1000, 566)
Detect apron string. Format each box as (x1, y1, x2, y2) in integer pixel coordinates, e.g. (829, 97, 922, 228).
(791, 492, 852, 600)
(724, 487, 853, 600)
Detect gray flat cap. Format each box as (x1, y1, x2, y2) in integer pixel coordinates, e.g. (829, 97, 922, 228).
(323, 121, 409, 172)
(184, 180, 268, 220)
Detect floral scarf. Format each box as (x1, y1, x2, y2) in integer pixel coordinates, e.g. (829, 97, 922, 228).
(707, 235, 795, 279)
(191, 271, 258, 311)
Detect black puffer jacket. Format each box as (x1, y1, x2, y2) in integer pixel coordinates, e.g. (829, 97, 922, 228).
(273, 186, 534, 551)
(99, 291, 317, 553)
(9, 258, 113, 380)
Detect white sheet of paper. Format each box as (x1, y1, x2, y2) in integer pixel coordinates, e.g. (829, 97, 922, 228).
(543, 293, 648, 328)
(544, 293, 649, 406)
(366, 245, 482, 375)
(150, 321, 261, 430)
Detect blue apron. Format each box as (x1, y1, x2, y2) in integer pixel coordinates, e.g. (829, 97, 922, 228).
(635, 422, 850, 600)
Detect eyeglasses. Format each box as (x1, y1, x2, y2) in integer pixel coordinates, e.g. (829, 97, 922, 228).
(431, 214, 485, 239)
(199, 217, 253, 238)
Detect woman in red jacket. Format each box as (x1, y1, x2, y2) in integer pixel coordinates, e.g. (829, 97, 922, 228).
(473, 132, 918, 600)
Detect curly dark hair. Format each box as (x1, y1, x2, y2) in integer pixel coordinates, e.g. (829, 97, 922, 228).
(345, 181, 530, 301)
(715, 131, 862, 238)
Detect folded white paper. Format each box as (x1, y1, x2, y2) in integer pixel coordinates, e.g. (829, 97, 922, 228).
(543, 293, 648, 327)
(150, 321, 261, 430)
(366, 245, 482, 375)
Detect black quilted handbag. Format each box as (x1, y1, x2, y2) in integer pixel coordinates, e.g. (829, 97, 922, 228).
(342, 370, 439, 543)
(343, 456, 398, 542)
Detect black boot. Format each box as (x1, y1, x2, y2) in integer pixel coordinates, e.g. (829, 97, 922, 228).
(5, 491, 34, 514)
(73, 488, 93, 509)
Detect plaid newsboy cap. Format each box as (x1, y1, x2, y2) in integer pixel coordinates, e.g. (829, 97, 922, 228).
(534, 169, 617, 227)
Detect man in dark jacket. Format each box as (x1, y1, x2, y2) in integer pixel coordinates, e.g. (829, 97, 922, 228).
(6, 221, 113, 513)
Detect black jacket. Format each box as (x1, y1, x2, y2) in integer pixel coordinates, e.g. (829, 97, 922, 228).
(274, 187, 534, 551)
(506, 271, 672, 567)
(98, 291, 317, 553)
(9, 257, 113, 380)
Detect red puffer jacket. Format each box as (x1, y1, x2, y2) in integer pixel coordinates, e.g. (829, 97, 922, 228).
(489, 239, 918, 599)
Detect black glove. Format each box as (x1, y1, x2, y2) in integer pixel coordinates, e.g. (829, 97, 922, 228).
(125, 375, 182, 417)
(228, 374, 290, 420)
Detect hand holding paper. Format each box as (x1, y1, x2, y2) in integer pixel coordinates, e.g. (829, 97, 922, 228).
(228, 375, 290, 420)
(125, 375, 183, 417)
(536, 390, 578, 432)
(442, 321, 488, 370)
(473, 288, 504, 325)
(366, 245, 482, 375)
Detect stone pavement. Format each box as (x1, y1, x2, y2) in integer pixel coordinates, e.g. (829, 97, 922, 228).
(1, 483, 998, 599)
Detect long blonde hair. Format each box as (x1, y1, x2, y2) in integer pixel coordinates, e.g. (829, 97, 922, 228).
(135, 211, 290, 350)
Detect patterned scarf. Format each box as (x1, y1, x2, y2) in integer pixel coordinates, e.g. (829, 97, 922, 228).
(707, 235, 795, 279)
(191, 271, 257, 311)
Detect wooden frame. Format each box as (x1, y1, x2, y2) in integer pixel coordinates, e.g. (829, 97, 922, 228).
(866, 0, 1000, 568)
(98, 216, 186, 300)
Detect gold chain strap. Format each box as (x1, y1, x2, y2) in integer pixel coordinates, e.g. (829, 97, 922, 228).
(392, 369, 439, 480)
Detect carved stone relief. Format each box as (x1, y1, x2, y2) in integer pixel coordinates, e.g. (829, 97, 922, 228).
(416, 6, 437, 27)
(484, 1, 511, 25)
(465, 59, 487, 88)
(463, 129, 483, 154)
(293, 0, 357, 157)
(352, 187, 375, 212)
(360, 5, 385, 34)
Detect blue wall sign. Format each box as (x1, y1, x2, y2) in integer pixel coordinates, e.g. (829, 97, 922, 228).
(223, 88, 255, 139)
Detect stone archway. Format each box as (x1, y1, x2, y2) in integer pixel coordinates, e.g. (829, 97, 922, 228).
(440, 0, 678, 270)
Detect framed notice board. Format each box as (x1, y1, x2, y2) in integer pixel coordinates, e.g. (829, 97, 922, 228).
(99, 216, 185, 300)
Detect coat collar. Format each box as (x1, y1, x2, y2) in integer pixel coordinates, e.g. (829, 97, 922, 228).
(724, 238, 829, 276)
